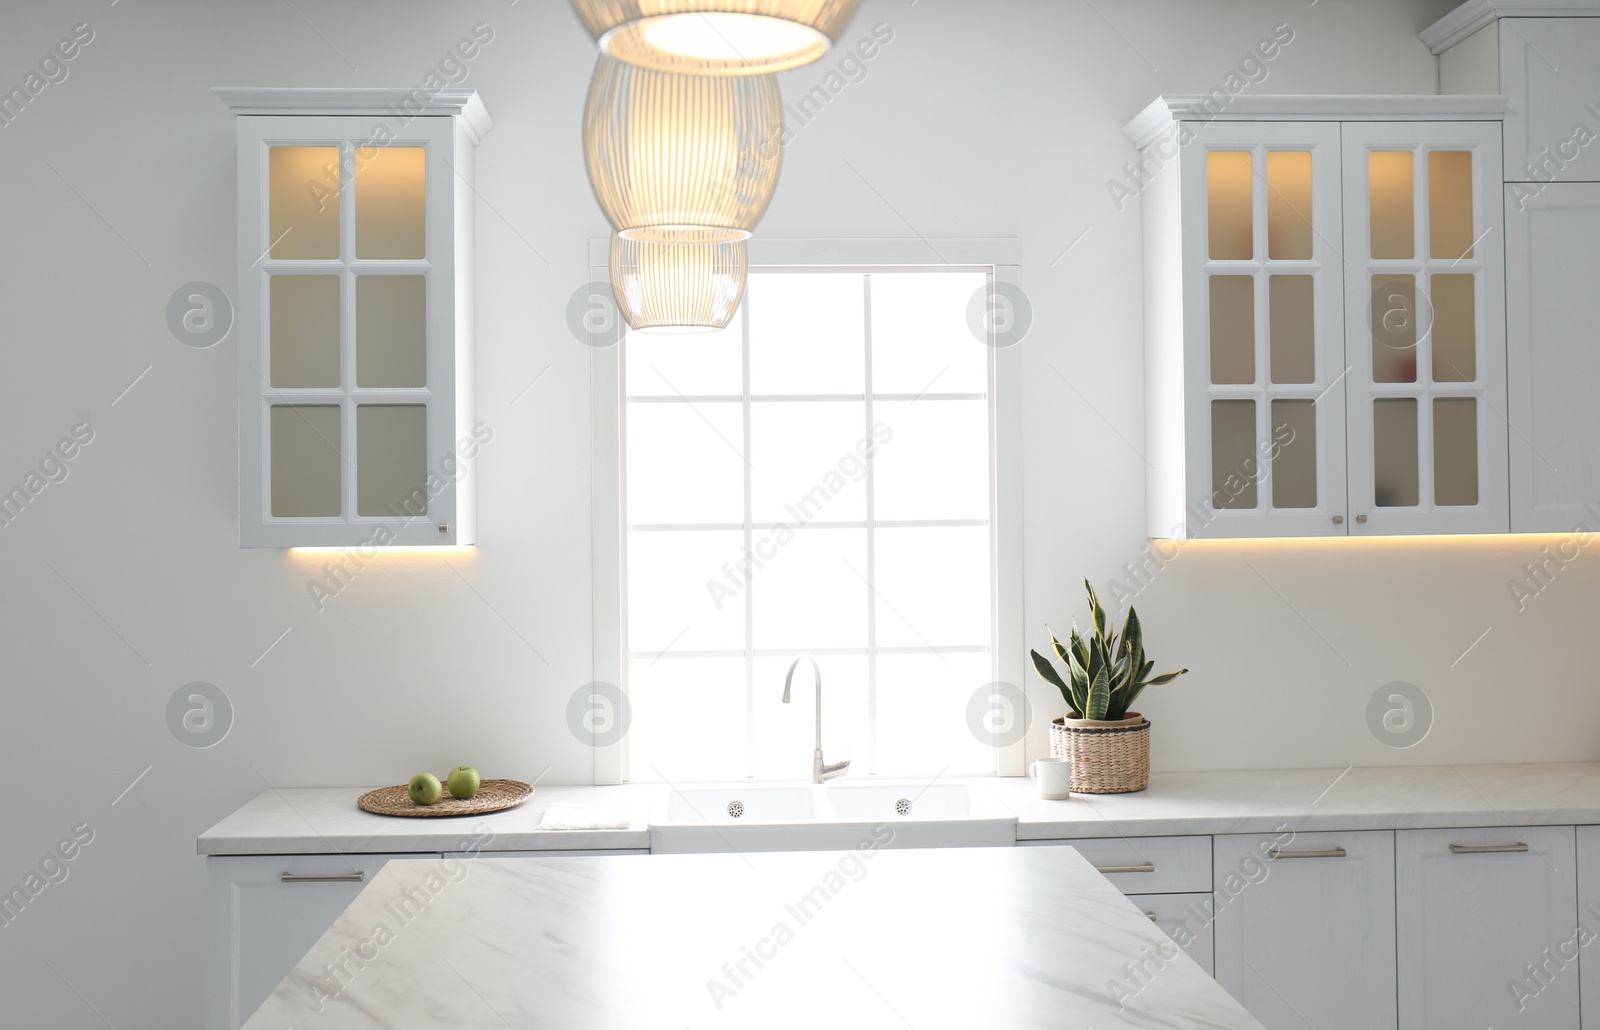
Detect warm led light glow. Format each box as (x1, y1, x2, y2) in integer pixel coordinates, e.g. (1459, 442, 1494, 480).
(288, 545, 475, 556)
(570, 1, 862, 76)
(583, 55, 783, 243)
(640, 13, 821, 62)
(1152, 532, 1588, 549)
(611, 230, 747, 332)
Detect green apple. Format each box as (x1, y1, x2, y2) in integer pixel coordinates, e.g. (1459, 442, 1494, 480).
(447, 766, 481, 800)
(408, 772, 442, 806)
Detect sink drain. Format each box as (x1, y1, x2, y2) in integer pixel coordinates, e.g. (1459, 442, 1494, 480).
(895, 798, 912, 816)
(727, 801, 745, 819)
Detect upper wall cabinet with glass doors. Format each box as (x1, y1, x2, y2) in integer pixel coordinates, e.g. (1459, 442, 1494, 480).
(1123, 96, 1507, 539)
(1426, 3, 1600, 532)
(214, 88, 491, 547)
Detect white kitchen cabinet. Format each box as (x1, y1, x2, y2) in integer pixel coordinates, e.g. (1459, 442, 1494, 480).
(1212, 830, 1397, 1029)
(1023, 838, 1214, 975)
(1340, 121, 1507, 536)
(205, 852, 437, 1030)
(1139, 892, 1216, 977)
(1024, 834, 1212, 893)
(1123, 96, 1507, 539)
(1429, 13, 1600, 182)
(214, 88, 491, 547)
(1576, 826, 1600, 1027)
(1506, 183, 1600, 532)
(1397, 825, 1579, 1029)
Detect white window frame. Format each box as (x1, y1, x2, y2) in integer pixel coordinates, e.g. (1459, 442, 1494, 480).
(590, 238, 1025, 783)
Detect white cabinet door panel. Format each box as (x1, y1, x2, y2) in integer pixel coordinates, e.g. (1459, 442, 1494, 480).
(1138, 892, 1216, 977)
(205, 853, 438, 1030)
(1213, 830, 1397, 1029)
(1500, 19, 1600, 183)
(1341, 121, 1508, 536)
(1397, 826, 1578, 1030)
(1506, 183, 1600, 533)
(1575, 826, 1600, 1028)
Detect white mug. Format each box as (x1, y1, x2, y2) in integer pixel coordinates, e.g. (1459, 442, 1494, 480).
(1030, 757, 1072, 800)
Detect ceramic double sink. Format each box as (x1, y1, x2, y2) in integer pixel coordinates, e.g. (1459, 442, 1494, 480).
(648, 782, 1017, 853)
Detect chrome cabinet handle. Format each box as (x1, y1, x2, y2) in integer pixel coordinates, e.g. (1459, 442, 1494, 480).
(1096, 864, 1156, 874)
(281, 872, 365, 883)
(1269, 847, 1348, 859)
(1356, 514, 1368, 524)
(1450, 843, 1529, 855)
(1332, 515, 1344, 525)
(1144, 910, 1158, 921)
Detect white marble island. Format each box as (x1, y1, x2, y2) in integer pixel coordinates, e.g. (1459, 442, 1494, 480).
(242, 844, 1263, 1029)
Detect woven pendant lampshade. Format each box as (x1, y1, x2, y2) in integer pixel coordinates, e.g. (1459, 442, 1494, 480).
(584, 55, 783, 243)
(610, 230, 747, 333)
(571, 1, 862, 76)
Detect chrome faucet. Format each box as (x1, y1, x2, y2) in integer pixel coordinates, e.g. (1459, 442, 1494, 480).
(782, 653, 850, 784)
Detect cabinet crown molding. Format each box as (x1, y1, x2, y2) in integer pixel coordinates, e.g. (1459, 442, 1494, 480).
(1420, 0, 1600, 54)
(1121, 94, 1507, 149)
(211, 87, 492, 143)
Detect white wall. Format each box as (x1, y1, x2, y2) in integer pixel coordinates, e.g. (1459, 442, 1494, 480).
(8, 0, 1588, 1024)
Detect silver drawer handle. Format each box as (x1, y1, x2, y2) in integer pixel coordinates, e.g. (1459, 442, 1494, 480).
(1450, 843, 1529, 855)
(281, 872, 365, 883)
(1096, 864, 1156, 874)
(1144, 910, 1158, 921)
(1269, 848, 1347, 860)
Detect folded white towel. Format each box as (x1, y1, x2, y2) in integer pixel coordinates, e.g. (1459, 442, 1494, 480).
(538, 803, 633, 831)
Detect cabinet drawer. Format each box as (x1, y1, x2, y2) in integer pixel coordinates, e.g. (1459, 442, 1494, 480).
(1023, 835, 1212, 894)
(206, 853, 439, 1030)
(1137, 892, 1215, 977)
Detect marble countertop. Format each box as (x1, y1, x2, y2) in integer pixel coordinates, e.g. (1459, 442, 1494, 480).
(998, 762, 1600, 839)
(198, 784, 654, 855)
(200, 763, 1600, 855)
(242, 845, 1264, 1030)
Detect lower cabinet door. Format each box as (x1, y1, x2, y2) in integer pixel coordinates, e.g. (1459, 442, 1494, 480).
(1577, 827, 1600, 1030)
(1137, 892, 1215, 976)
(205, 853, 437, 1030)
(1397, 826, 1578, 1029)
(1213, 829, 1397, 1029)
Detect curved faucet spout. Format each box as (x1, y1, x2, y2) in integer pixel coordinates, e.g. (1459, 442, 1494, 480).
(781, 653, 848, 783)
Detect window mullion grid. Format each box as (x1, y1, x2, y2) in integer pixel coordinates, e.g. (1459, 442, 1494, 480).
(741, 289, 756, 780)
(863, 273, 878, 777)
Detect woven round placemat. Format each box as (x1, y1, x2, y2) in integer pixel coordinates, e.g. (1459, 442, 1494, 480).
(357, 779, 533, 818)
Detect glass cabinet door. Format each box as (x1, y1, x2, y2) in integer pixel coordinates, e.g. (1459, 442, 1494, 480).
(1341, 123, 1507, 536)
(1182, 122, 1347, 538)
(233, 111, 468, 547)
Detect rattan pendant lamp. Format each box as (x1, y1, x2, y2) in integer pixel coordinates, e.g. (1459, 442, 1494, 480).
(571, 0, 863, 76)
(583, 54, 783, 244)
(610, 230, 748, 332)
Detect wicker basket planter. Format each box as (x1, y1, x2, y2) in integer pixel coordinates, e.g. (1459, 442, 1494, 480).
(1049, 712, 1150, 794)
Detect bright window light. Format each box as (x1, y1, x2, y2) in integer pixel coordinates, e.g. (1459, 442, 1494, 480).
(622, 268, 997, 781)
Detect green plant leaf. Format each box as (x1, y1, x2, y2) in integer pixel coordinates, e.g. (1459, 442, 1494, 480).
(1147, 668, 1189, 686)
(1087, 662, 1112, 721)
(1122, 608, 1144, 681)
(1069, 626, 1091, 670)
(1066, 650, 1091, 716)
(1086, 579, 1107, 640)
(1030, 648, 1068, 689)
(1050, 628, 1072, 668)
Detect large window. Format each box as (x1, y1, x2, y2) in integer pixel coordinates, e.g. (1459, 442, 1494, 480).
(621, 268, 998, 781)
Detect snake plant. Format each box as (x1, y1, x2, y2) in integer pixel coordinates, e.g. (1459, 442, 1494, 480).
(1030, 580, 1188, 722)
